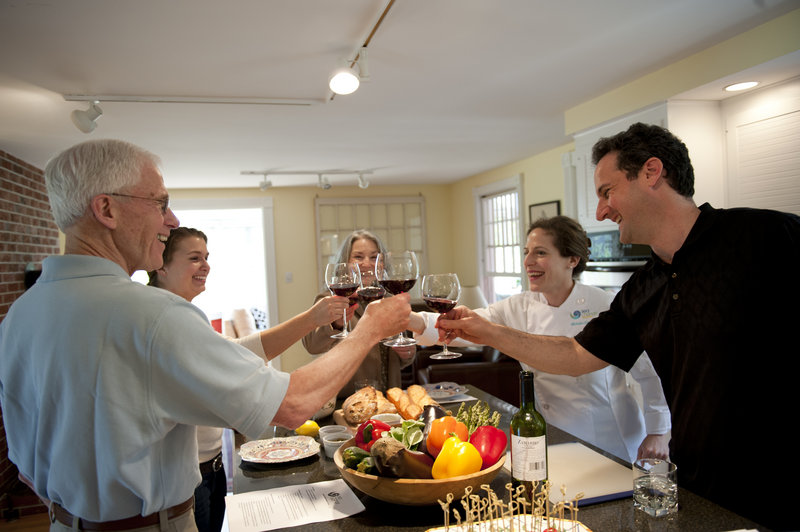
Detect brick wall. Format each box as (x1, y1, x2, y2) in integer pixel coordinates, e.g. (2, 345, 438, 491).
(0, 149, 60, 515)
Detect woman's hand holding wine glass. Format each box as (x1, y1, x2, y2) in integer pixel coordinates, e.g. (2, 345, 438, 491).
(375, 251, 418, 347)
(325, 262, 361, 339)
(422, 273, 462, 359)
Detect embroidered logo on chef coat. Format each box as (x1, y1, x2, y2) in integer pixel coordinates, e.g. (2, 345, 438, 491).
(570, 308, 599, 323)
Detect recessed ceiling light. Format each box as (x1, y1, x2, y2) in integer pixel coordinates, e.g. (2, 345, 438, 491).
(724, 81, 759, 92)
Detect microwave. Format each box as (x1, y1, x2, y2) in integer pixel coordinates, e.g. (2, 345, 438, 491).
(587, 230, 651, 263)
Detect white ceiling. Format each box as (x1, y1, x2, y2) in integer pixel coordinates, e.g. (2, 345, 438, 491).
(1, 0, 798, 190)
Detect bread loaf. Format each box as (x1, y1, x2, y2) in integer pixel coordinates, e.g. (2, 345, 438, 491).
(341, 386, 397, 425)
(386, 386, 431, 419)
(342, 385, 377, 425)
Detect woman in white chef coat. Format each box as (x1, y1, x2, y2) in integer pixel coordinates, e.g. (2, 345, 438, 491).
(148, 227, 346, 532)
(409, 216, 671, 462)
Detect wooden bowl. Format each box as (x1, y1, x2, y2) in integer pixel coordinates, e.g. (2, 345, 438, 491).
(333, 437, 506, 506)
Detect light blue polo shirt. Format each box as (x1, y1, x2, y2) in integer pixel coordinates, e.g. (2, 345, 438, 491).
(0, 255, 289, 520)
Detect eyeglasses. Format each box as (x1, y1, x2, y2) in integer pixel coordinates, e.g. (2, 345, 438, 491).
(107, 193, 170, 215)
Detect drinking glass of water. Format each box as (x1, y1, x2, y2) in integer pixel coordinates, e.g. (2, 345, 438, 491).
(633, 458, 678, 517)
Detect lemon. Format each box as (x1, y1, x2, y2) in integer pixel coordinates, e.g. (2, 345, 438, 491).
(295, 420, 320, 438)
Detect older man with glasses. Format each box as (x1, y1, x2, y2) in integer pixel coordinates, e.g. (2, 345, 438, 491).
(0, 139, 411, 531)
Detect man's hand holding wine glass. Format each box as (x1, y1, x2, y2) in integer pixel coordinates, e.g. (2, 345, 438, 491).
(435, 306, 496, 345)
(352, 291, 412, 344)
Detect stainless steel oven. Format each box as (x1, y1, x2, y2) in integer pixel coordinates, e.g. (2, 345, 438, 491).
(579, 229, 651, 294)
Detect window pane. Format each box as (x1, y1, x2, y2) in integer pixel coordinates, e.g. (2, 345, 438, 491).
(315, 197, 426, 292)
(338, 205, 354, 229)
(171, 208, 268, 322)
(387, 204, 404, 227)
(492, 276, 522, 302)
(480, 188, 523, 302)
(319, 205, 337, 231)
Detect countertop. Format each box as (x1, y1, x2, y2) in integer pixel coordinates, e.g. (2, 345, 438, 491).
(233, 386, 768, 532)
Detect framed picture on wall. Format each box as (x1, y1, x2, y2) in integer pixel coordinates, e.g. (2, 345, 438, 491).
(529, 200, 561, 223)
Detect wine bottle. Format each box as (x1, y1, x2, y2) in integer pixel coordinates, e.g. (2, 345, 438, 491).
(509, 370, 547, 502)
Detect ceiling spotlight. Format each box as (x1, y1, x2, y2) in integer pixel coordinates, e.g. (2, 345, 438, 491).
(329, 47, 369, 95)
(71, 101, 103, 133)
(357, 173, 370, 189)
(259, 178, 272, 191)
(724, 81, 758, 92)
(318, 174, 332, 190)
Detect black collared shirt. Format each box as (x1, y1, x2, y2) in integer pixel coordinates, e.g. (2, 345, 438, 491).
(576, 203, 800, 529)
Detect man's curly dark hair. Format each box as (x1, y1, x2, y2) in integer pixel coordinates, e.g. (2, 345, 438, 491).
(591, 122, 695, 197)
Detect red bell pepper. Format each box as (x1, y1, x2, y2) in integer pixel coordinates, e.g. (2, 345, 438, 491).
(469, 425, 507, 469)
(354, 419, 391, 451)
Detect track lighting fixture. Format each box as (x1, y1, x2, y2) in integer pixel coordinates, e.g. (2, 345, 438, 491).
(71, 101, 103, 133)
(242, 169, 374, 189)
(317, 174, 332, 190)
(329, 47, 370, 95)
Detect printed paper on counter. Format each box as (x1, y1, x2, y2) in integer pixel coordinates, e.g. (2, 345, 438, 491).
(224, 478, 365, 532)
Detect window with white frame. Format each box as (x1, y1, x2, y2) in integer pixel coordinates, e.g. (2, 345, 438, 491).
(133, 197, 279, 367)
(474, 176, 524, 303)
(315, 197, 426, 296)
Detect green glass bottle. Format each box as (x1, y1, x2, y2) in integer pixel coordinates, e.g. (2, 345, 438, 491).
(509, 370, 548, 502)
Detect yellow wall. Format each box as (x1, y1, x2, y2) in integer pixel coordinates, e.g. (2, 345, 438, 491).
(170, 8, 800, 374)
(171, 183, 454, 372)
(447, 143, 573, 287)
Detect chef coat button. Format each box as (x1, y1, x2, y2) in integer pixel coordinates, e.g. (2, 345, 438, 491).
(672, 293, 679, 300)
(542, 404, 550, 410)
(671, 272, 677, 279)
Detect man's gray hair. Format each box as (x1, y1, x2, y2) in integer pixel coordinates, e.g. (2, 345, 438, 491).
(44, 139, 160, 230)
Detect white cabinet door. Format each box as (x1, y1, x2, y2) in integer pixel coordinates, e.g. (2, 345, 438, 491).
(571, 103, 668, 232)
(723, 78, 800, 216)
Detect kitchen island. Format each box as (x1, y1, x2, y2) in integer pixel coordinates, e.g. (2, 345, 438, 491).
(232, 386, 768, 531)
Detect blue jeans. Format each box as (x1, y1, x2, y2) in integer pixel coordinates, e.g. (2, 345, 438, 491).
(193, 465, 226, 532)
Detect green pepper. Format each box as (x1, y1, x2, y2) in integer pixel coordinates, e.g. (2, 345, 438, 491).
(342, 446, 371, 469)
(356, 456, 376, 474)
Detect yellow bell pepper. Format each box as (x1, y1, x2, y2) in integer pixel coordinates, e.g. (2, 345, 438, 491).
(431, 436, 483, 479)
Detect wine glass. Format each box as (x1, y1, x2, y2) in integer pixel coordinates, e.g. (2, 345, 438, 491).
(375, 251, 418, 347)
(325, 262, 361, 339)
(422, 273, 462, 359)
(356, 269, 385, 309)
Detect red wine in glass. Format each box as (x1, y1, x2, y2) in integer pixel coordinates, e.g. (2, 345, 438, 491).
(357, 286, 385, 306)
(423, 297, 457, 313)
(375, 251, 419, 347)
(325, 262, 361, 339)
(329, 283, 359, 297)
(378, 278, 416, 295)
(421, 273, 462, 359)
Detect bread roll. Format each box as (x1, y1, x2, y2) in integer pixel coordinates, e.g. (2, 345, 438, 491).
(376, 390, 397, 414)
(407, 384, 438, 408)
(385, 387, 415, 419)
(342, 386, 377, 425)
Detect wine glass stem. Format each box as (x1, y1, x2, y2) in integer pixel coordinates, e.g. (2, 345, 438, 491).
(342, 309, 348, 334)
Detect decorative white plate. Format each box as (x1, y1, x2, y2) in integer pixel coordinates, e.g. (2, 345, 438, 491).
(423, 381, 468, 399)
(239, 436, 320, 463)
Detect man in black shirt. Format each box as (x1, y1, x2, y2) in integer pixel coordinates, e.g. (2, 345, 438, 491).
(439, 123, 800, 530)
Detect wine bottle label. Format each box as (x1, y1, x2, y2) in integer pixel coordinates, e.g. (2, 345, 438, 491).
(510, 434, 547, 481)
